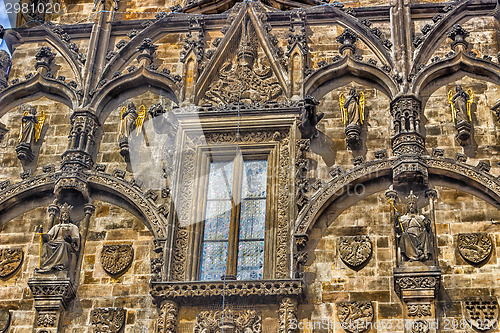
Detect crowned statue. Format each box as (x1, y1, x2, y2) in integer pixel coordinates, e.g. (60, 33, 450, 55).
(394, 191, 432, 262)
(36, 203, 81, 274)
(339, 88, 365, 149)
(448, 85, 473, 144)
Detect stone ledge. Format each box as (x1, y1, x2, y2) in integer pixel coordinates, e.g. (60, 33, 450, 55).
(150, 279, 305, 305)
(28, 278, 76, 309)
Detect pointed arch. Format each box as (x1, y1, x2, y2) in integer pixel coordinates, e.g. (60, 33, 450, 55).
(90, 66, 180, 124)
(411, 1, 498, 74)
(294, 157, 500, 236)
(411, 52, 500, 98)
(303, 56, 398, 101)
(0, 171, 167, 239)
(0, 73, 78, 117)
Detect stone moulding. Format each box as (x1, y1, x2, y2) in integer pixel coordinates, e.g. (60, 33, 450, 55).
(150, 279, 304, 305)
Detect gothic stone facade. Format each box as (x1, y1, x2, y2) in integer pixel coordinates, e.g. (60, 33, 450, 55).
(0, 0, 500, 332)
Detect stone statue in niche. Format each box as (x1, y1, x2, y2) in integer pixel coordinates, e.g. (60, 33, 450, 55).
(118, 101, 145, 162)
(298, 95, 323, 139)
(35, 203, 80, 274)
(0, 50, 11, 89)
(448, 86, 473, 145)
(16, 105, 45, 163)
(393, 191, 432, 262)
(339, 88, 365, 149)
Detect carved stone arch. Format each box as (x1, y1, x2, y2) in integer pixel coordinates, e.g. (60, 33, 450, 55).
(91, 66, 180, 124)
(295, 157, 500, 238)
(0, 73, 78, 117)
(0, 171, 167, 239)
(411, 52, 500, 99)
(41, 27, 84, 84)
(306, 5, 394, 69)
(101, 18, 177, 81)
(411, 2, 498, 75)
(303, 56, 398, 101)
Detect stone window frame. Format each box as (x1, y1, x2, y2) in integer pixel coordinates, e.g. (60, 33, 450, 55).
(186, 142, 280, 281)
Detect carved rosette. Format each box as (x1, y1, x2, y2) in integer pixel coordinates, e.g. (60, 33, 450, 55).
(338, 236, 372, 268)
(0, 248, 23, 278)
(0, 309, 10, 333)
(90, 308, 126, 333)
(100, 245, 134, 276)
(457, 233, 493, 264)
(337, 301, 374, 333)
(194, 309, 262, 333)
(279, 297, 298, 333)
(462, 297, 499, 331)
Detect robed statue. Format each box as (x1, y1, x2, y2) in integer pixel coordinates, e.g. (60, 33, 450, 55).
(18, 105, 45, 146)
(394, 191, 432, 262)
(118, 101, 145, 162)
(448, 86, 473, 144)
(298, 95, 323, 139)
(36, 203, 80, 273)
(339, 88, 365, 126)
(339, 88, 365, 149)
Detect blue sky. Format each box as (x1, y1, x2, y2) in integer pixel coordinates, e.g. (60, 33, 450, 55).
(0, 0, 13, 54)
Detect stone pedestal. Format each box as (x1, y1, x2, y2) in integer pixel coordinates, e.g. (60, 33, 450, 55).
(15, 142, 34, 163)
(28, 278, 76, 333)
(394, 268, 441, 333)
(455, 119, 472, 145)
(345, 123, 361, 150)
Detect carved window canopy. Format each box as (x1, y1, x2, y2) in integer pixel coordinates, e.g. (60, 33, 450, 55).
(150, 279, 304, 305)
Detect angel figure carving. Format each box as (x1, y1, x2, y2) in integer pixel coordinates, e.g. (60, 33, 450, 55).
(18, 105, 45, 146)
(118, 102, 145, 141)
(339, 88, 365, 149)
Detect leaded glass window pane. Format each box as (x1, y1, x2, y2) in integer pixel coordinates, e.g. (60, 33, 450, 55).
(200, 242, 228, 281)
(237, 241, 264, 280)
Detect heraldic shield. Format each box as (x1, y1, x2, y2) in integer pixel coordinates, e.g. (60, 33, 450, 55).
(91, 308, 126, 333)
(100, 245, 134, 276)
(463, 297, 499, 331)
(0, 248, 23, 279)
(457, 233, 493, 264)
(339, 236, 372, 268)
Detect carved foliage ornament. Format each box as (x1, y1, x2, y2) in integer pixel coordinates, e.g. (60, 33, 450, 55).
(101, 245, 134, 276)
(339, 236, 372, 268)
(0, 248, 23, 278)
(0, 309, 10, 333)
(407, 303, 431, 318)
(462, 297, 499, 331)
(457, 233, 492, 264)
(193, 309, 261, 333)
(91, 308, 126, 333)
(337, 301, 374, 333)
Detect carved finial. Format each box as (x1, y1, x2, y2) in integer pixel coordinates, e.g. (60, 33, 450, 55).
(35, 46, 55, 74)
(237, 20, 258, 67)
(447, 24, 470, 52)
(336, 28, 358, 56)
(136, 38, 158, 66)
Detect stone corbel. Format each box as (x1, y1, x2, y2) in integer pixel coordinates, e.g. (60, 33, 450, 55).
(28, 278, 76, 333)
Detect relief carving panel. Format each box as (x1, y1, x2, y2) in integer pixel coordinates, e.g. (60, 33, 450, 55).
(337, 301, 374, 333)
(193, 309, 261, 333)
(90, 308, 126, 333)
(457, 233, 493, 264)
(0, 248, 23, 278)
(338, 236, 372, 268)
(462, 297, 499, 331)
(101, 245, 134, 276)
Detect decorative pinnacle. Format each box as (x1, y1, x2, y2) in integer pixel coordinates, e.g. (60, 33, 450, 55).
(336, 28, 358, 56)
(447, 24, 470, 52)
(136, 38, 158, 66)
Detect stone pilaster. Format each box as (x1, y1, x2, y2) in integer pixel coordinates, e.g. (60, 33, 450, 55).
(156, 300, 178, 333)
(54, 110, 99, 200)
(390, 96, 428, 191)
(279, 296, 298, 333)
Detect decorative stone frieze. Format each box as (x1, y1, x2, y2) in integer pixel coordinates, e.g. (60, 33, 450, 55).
(150, 279, 304, 305)
(407, 303, 431, 317)
(336, 301, 374, 333)
(0, 248, 23, 278)
(90, 308, 126, 333)
(394, 270, 440, 301)
(194, 309, 261, 333)
(462, 297, 499, 331)
(457, 233, 493, 264)
(100, 244, 134, 276)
